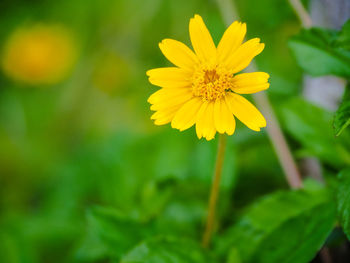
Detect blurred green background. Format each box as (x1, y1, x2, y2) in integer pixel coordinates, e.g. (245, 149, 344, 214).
(1, 0, 346, 262)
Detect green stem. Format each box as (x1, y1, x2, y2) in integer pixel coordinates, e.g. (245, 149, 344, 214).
(202, 134, 227, 248)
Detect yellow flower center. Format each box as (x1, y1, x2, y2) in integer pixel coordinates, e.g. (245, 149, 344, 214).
(192, 65, 233, 101)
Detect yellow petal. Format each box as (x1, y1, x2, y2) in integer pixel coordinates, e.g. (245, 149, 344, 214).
(195, 102, 208, 139)
(154, 113, 176, 125)
(146, 67, 192, 88)
(151, 104, 179, 119)
(150, 89, 193, 111)
(159, 39, 199, 71)
(171, 97, 203, 131)
(151, 104, 182, 125)
(232, 72, 270, 94)
(189, 14, 216, 64)
(225, 93, 266, 131)
(196, 101, 216, 140)
(214, 97, 236, 135)
(217, 21, 246, 64)
(148, 87, 191, 105)
(225, 38, 265, 73)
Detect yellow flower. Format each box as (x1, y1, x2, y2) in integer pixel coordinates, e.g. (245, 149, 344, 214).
(147, 14, 270, 140)
(2, 24, 77, 85)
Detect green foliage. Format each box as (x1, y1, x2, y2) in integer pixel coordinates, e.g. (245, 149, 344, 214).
(334, 86, 350, 136)
(279, 97, 350, 167)
(335, 20, 350, 50)
(248, 202, 335, 263)
(75, 206, 152, 262)
(337, 168, 350, 241)
(1, 0, 350, 262)
(289, 21, 350, 77)
(121, 237, 210, 263)
(217, 187, 336, 263)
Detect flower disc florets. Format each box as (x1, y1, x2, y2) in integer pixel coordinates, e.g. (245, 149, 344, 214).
(192, 64, 233, 101)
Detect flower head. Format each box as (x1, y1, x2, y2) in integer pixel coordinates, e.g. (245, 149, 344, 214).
(147, 15, 269, 140)
(2, 24, 77, 85)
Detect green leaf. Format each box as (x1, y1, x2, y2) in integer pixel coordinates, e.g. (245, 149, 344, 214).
(249, 201, 335, 263)
(218, 188, 336, 263)
(289, 27, 350, 77)
(121, 236, 210, 263)
(334, 86, 350, 136)
(337, 168, 350, 240)
(335, 19, 350, 50)
(279, 97, 350, 167)
(75, 206, 151, 262)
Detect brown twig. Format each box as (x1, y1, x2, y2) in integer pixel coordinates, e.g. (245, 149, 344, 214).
(253, 92, 302, 189)
(215, 0, 303, 189)
(201, 0, 306, 249)
(287, 1, 335, 262)
(288, 0, 313, 28)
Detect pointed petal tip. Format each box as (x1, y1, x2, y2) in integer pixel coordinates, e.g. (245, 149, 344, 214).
(259, 43, 265, 52)
(159, 38, 171, 45)
(196, 127, 203, 139)
(254, 42, 265, 56)
(262, 72, 270, 79)
(205, 134, 215, 141)
(241, 23, 247, 34)
(250, 122, 266, 132)
(251, 37, 261, 44)
(226, 130, 234, 136)
(158, 39, 169, 49)
(154, 120, 166, 126)
(146, 69, 153, 77)
(248, 126, 261, 132)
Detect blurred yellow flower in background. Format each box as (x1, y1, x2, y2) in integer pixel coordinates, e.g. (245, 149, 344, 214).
(147, 14, 269, 140)
(1, 24, 77, 85)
